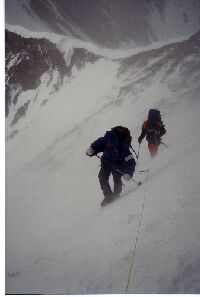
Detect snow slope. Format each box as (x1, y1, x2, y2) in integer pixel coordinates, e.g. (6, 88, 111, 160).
(5, 29, 200, 294)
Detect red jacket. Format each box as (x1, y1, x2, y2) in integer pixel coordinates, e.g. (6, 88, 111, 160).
(138, 120, 166, 144)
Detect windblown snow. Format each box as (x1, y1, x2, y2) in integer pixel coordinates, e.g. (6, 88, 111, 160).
(5, 19, 200, 296)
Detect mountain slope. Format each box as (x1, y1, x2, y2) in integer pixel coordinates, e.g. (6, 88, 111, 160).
(5, 29, 200, 294)
(5, 29, 102, 143)
(5, 0, 200, 48)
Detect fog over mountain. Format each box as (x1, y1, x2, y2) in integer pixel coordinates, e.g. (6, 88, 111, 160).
(6, 0, 200, 48)
(5, 0, 200, 295)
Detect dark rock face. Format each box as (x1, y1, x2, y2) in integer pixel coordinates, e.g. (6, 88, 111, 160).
(5, 29, 102, 127)
(69, 48, 101, 71)
(5, 30, 68, 117)
(11, 100, 30, 126)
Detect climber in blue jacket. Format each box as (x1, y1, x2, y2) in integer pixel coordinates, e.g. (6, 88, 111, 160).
(86, 126, 136, 205)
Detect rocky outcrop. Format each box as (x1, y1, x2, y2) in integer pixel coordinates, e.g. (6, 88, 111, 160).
(5, 30, 68, 117)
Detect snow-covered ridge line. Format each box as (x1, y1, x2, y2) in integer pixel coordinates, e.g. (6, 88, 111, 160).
(5, 23, 194, 60)
(5, 29, 103, 129)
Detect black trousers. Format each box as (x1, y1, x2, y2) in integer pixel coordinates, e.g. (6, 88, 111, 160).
(98, 158, 123, 198)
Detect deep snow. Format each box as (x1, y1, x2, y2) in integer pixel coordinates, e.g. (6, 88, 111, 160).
(5, 27, 200, 294)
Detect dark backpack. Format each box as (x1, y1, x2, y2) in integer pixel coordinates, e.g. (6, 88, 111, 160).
(111, 126, 132, 146)
(148, 109, 161, 122)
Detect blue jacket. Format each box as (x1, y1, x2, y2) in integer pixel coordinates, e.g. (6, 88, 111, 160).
(91, 130, 135, 177)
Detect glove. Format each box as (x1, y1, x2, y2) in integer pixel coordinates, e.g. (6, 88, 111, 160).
(86, 147, 95, 157)
(123, 174, 131, 181)
(138, 136, 142, 144)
